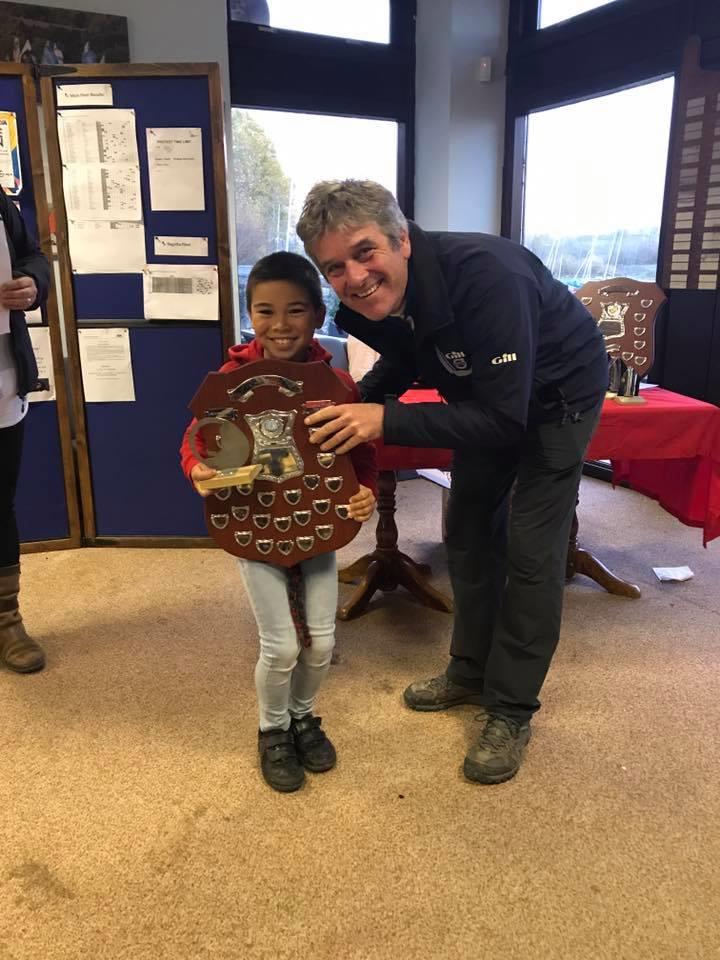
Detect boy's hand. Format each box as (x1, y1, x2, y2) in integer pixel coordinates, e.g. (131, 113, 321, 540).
(190, 463, 217, 497)
(348, 485, 376, 523)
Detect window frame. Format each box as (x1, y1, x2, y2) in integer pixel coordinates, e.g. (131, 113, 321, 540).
(227, 0, 416, 217)
(501, 0, 720, 407)
(502, 0, 703, 244)
(519, 77, 676, 286)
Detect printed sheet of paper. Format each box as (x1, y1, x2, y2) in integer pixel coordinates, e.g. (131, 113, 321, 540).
(57, 109, 138, 165)
(143, 265, 218, 321)
(154, 235, 209, 258)
(68, 220, 146, 273)
(147, 128, 205, 211)
(0, 222, 11, 335)
(57, 109, 142, 224)
(78, 327, 136, 402)
(24, 307, 43, 326)
(57, 84, 114, 108)
(27, 327, 55, 402)
(0, 112, 22, 194)
(62, 163, 142, 221)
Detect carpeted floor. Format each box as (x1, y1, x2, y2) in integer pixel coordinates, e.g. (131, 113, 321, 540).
(1, 476, 718, 960)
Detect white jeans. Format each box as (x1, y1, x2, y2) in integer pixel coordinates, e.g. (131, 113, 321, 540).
(238, 552, 338, 732)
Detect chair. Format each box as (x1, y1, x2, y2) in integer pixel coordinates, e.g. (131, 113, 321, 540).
(575, 279, 666, 403)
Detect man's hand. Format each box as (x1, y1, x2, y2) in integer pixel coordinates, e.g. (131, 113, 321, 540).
(190, 463, 217, 497)
(304, 402, 384, 455)
(348, 485, 376, 523)
(0, 276, 37, 311)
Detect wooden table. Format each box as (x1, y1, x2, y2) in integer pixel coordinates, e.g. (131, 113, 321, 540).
(338, 386, 720, 619)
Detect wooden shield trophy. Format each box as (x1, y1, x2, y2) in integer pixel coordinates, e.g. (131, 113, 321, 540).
(576, 279, 666, 403)
(188, 359, 360, 565)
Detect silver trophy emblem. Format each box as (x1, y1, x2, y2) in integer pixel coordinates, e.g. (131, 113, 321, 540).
(244, 409, 304, 483)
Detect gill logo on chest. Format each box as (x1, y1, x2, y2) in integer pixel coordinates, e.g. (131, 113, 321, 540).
(435, 345, 471, 375)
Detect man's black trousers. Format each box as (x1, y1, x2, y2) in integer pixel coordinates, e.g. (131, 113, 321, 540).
(444, 402, 603, 723)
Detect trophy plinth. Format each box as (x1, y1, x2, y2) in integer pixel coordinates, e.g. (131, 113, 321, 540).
(195, 463, 263, 492)
(614, 394, 647, 405)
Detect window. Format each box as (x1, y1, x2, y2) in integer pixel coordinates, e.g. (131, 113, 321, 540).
(522, 78, 674, 288)
(539, 0, 619, 28)
(228, 0, 390, 45)
(232, 108, 398, 332)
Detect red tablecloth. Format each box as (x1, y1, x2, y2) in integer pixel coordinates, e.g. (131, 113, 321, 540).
(589, 386, 720, 546)
(375, 386, 720, 546)
(374, 389, 452, 471)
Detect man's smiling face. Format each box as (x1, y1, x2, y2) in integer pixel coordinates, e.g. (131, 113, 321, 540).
(312, 223, 411, 321)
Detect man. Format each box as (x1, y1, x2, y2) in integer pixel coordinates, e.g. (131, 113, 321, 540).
(1, 188, 50, 673)
(297, 180, 608, 784)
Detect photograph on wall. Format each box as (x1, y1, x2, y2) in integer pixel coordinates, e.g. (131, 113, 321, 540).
(0, 2, 129, 65)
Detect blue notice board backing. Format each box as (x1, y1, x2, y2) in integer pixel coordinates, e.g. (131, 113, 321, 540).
(66, 75, 220, 322)
(1, 71, 71, 545)
(48, 68, 230, 540)
(87, 325, 221, 538)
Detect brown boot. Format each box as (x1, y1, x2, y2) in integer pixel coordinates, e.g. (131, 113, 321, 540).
(0, 564, 45, 673)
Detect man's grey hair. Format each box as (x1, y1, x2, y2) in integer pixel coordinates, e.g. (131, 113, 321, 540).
(296, 180, 408, 263)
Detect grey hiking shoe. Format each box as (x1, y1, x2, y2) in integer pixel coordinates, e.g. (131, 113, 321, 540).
(403, 673, 485, 712)
(463, 714, 531, 785)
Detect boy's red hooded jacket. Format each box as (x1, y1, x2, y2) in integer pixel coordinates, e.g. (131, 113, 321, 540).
(180, 337, 378, 494)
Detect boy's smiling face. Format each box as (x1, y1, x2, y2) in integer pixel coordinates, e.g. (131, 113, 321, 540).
(250, 280, 325, 362)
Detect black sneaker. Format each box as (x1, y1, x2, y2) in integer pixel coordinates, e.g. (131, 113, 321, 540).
(403, 674, 485, 712)
(258, 728, 305, 792)
(463, 714, 531, 785)
(290, 714, 337, 773)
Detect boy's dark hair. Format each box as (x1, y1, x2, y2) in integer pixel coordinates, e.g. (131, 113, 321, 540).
(246, 252, 324, 311)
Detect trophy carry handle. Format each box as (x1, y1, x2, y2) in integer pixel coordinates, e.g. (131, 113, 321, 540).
(229, 375, 304, 403)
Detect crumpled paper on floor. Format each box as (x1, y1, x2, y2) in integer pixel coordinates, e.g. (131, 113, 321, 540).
(652, 566, 694, 582)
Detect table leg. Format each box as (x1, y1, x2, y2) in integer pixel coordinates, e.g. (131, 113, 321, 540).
(565, 507, 641, 599)
(338, 470, 454, 620)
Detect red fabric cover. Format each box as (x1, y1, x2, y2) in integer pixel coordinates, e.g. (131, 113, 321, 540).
(180, 338, 378, 495)
(381, 385, 720, 546)
(588, 387, 720, 547)
(375, 389, 452, 471)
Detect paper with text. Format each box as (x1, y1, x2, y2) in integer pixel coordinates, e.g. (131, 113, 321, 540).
(143, 265, 218, 321)
(57, 84, 114, 107)
(58, 109, 138, 165)
(28, 327, 55, 402)
(0, 112, 21, 194)
(147, 128, 205, 211)
(69, 220, 146, 273)
(0, 223, 11, 335)
(79, 327, 136, 402)
(153, 235, 209, 258)
(62, 163, 142, 221)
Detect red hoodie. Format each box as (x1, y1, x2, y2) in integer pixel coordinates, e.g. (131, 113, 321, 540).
(180, 337, 378, 494)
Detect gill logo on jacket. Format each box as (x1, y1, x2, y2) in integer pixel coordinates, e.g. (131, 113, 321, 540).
(434, 345, 472, 376)
(491, 352, 517, 365)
